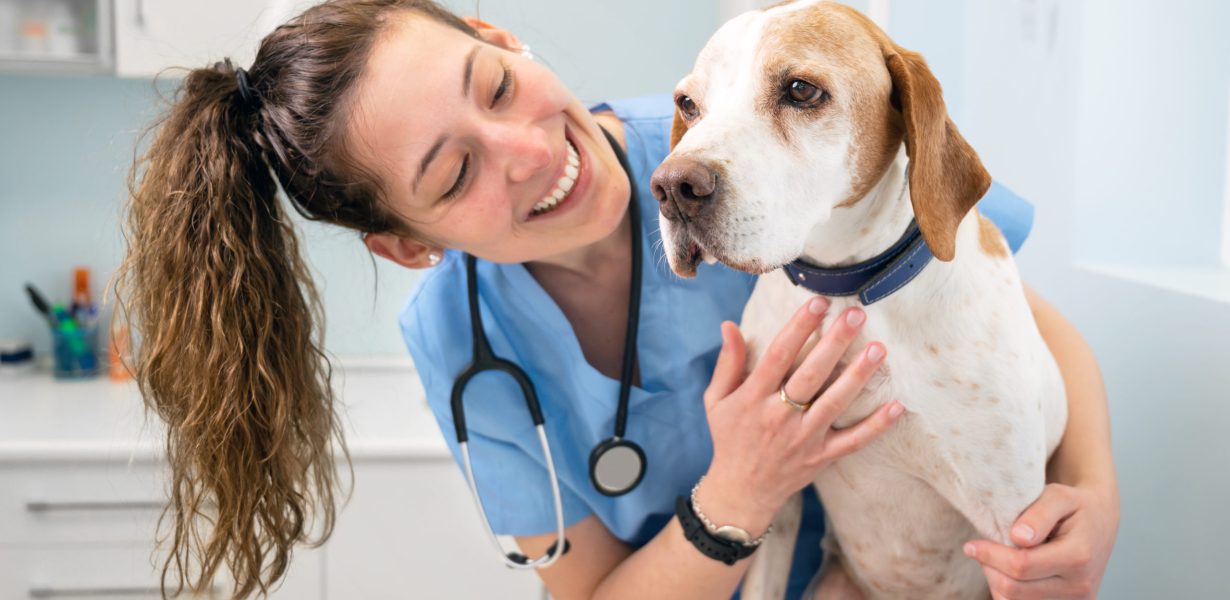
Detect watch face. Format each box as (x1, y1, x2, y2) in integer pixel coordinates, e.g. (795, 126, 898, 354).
(714, 525, 751, 545)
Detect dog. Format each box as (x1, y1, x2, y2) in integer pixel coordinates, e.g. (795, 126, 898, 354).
(649, 2, 1067, 598)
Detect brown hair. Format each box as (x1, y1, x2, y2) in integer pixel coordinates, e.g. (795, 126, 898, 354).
(115, 1, 477, 597)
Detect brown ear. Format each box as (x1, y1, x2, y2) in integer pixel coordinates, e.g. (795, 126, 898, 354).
(669, 107, 686, 150)
(884, 47, 990, 261)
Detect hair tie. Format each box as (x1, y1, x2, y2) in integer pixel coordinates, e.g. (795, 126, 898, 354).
(234, 67, 261, 111)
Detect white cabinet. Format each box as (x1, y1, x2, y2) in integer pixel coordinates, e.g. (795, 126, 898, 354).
(325, 460, 544, 600)
(0, 372, 546, 600)
(0, 0, 113, 72)
(112, 0, 318, 77)
(0, 460, 323, 600)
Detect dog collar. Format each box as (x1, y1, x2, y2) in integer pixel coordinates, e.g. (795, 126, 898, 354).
(782, 219, 935, 305)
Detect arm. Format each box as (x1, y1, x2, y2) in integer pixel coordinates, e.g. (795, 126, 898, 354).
(516, 514, 754, 600)
(519, 300, 903, 600)
(1028, 284, 1118, 500)
(965, 283, 1120, 599)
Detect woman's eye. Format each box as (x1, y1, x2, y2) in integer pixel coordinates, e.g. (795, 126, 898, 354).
(491, 66, 512, 108)
(786, 79, 827, 107)
(676, 95, 699, 120)
(442, 155, 468, 200)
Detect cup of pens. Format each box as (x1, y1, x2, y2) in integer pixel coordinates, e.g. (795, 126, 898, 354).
(50, 311, 99, 379)
(26, 268, 101, 379)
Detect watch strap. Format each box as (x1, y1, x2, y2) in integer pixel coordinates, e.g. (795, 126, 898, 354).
(675, 496, 758, 565)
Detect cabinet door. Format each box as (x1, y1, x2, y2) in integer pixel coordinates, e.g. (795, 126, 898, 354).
(113, 0, 316, 77)
(326, 460, 545, 599)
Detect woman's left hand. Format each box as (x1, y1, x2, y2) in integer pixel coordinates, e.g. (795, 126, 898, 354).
(962, 482, 1119, 599)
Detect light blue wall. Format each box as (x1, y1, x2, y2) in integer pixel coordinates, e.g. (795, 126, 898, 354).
(0, 74, 163, 357)
(892, 1, 1230, 597)
(0, 0, 720, 358)
(1070, 0, 1230, 267)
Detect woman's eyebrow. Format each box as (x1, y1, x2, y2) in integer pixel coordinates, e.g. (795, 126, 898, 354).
(412, 44, 482, 196)
(461, 44, 480, 98)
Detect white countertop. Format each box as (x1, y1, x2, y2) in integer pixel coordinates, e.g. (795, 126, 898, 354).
(0, 358, 450, 463)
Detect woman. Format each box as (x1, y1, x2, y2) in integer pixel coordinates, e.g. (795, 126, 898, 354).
(118, 1, 1119, 598)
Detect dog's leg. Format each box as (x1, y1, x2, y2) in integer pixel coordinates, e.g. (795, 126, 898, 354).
(740, 491, 803, 600)
(805, 555, 865, 600)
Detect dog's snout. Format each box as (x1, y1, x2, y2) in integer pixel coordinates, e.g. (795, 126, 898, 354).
(650, 158, 718, 222)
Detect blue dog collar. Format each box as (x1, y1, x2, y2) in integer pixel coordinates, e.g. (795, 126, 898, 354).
(782, 219, 935, 305)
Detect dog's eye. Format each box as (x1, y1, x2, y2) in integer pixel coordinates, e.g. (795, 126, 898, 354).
(676, 95, 700, 120)
(786, 80, 827, 107)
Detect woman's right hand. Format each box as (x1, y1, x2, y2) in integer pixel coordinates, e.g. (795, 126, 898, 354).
(695, 296, 905, 536)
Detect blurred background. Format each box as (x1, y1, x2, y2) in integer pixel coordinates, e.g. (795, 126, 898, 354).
(0, 0, 1226, 598)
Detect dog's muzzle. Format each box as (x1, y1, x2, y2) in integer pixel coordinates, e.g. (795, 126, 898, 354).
(650, 157, 718, 223)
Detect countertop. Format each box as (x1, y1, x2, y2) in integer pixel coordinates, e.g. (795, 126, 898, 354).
(0, 357, 450, 463)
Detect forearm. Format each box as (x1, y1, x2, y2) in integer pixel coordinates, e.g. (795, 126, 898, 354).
(592, 515, 753, 600)
(1026, 285, 1118, 498)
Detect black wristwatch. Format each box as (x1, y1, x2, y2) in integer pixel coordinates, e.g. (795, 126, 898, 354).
(675, 496, 759, 565)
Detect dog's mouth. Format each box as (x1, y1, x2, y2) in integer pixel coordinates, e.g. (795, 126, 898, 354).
(668, 229, 777, 278)
(669, 236, 707, 279)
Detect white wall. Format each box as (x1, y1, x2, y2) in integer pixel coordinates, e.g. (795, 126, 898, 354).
(889, 0, 1230, 596)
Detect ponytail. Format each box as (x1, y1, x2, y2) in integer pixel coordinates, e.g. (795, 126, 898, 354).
(116, 2, 484, 596)
(118, 61, 345, 598)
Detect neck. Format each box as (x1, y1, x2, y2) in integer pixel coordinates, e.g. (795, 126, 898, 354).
(799, 153, 915, 268)
(525, 202, 633, 281)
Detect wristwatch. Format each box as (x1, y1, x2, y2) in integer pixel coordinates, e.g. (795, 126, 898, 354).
(676, 496, 757, 565)
(674, 477, 771, 565)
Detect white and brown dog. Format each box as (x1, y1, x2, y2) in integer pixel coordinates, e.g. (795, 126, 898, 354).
(650, 2, 1067, 598)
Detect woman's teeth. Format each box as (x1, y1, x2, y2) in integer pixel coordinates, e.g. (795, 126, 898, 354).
(531, 140, 580, 216)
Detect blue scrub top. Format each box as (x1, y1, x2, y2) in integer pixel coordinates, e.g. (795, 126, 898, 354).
(400, 94, 1033, 599)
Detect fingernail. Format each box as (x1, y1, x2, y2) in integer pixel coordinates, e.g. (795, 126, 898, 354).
(963, 543, 976, 558)
(808, 297, 827, 314)
(867, 344, 884, 363)
(1013, 523, 1035, 542)
(846, 308, 865, 327)
(888, 401, 904, 418)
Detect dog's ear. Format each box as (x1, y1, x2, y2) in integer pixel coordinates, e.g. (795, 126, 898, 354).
(669, 107, 686, 151)
(884, 46, 990, 261)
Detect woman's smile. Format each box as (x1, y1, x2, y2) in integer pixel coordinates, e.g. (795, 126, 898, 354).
(527, 124, 591, 222)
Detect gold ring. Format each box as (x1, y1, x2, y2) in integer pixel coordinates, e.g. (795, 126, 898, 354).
(779, 383, 811, 412)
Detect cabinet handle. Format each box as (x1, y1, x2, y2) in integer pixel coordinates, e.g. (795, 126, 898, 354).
(25, 500, 164, 512)
(29, 585, 224, 598)
(29, 586, 162, 597)
(135, 0, 146, 28)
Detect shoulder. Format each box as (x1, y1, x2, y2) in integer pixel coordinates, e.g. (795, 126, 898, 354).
(398, 253, 468, 394)
(591, 94, 675, 172)
(979, 181, 1035, 254)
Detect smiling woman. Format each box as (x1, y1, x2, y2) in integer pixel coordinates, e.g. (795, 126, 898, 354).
(349, 14, 631, 267)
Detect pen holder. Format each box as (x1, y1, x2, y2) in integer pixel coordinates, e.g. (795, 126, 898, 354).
(50, 323, 100, 379)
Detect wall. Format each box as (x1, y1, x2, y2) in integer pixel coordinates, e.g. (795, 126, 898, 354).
(892, 0, 1230, 596)
(0, 0, 720, 358)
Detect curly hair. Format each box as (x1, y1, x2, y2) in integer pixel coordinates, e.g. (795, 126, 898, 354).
(115, 2, 478, 597)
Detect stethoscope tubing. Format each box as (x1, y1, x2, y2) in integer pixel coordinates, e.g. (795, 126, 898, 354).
(450, 127, 641, 568)
(461, 426, 568, 569)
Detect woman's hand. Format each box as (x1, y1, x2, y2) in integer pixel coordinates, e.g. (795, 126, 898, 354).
(964, 482, 1120, 599)
(695, 297, 904, 535)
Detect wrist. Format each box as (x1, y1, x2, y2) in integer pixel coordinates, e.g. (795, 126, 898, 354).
(693, 472, 776, 539)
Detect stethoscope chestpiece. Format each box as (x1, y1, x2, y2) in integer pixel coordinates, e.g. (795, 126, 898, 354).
(589, 436, 647, 496)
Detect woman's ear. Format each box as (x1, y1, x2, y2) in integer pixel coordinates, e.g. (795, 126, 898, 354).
(364, 232, 441, 269)
(460, 17, 522, 52)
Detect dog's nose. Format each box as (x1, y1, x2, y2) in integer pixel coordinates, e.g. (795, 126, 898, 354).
(650, 157, 717, 222)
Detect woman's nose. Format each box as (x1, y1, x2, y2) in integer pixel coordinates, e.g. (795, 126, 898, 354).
(489, 121, 553, 184)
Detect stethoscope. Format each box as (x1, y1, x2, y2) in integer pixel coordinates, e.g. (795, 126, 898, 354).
(450, 128, 645, 569)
